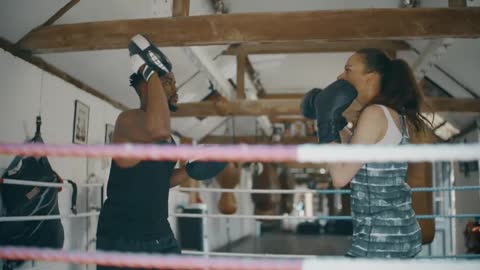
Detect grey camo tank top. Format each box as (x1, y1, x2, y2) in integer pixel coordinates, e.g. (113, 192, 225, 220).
(347, 108, 422, 258)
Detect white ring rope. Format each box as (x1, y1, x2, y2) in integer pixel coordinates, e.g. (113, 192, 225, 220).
(297, 143, 480, 163)
(172, 213, 324, 220)
(182, 251, 480, 260)
(3, 211, 478, 223)
(171, 213, 480, 220)
(1, 143, 479, 163)
(170, 213, 480, 220)
(176, 185, 480, 194)
(183, 250, 316, 259)
(21, 263, 58, 270)
(2, 180, 478, 194)
(1, 246, 479, 270)
(300, 258, 480, 270)
(177, 187, 316, 194)
(0, 211, 99, 222)
(0, 247, 300, 270)
(0, 212, 320, 222)
(1, 178, 104, 188)
(1, 179, 477, 194)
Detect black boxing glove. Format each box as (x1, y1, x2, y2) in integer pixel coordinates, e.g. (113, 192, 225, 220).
(185, 145, 228, 181)
(300, 88, 322, 119)
(314, 80, 357, 143)
(186, 160, 228, 181)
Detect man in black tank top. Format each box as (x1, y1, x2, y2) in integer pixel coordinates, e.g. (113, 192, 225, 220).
(96, 35, 190, 270)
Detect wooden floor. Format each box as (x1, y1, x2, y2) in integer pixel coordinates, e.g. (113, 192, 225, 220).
(215, 232, 352, 256)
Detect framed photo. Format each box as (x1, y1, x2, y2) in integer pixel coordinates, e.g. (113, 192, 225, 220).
(272, 123, 285, 142)
(73, 100, 89, 144)
(105, 124, 115, 144)
(289, 121, 306, 137)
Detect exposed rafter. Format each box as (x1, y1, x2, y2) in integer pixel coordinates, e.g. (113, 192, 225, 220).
(262, 93, 305, 99)
(171, 97, 480, 118)
(201, 135, 317, 144)
(236, 53, 247, 99)
(223, 40, 410, 55)
(245, 56, 267, 97)
(18, 8, 480, 53)
(172, 0, 190, 17)
(270, 116, 313, 123)
(449, 0, 467, 7)
(181, 47, 272, 137)
(285, 162, 327, 169)
(413, 39, 454, 79)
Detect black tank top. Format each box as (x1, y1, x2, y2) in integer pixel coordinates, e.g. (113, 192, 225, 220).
(97, 139, 176, 240)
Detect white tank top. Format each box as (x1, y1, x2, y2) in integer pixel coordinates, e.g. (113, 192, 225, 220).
(375, 105, 402, 145)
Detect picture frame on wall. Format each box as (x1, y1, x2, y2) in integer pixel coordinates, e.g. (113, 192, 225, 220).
(289, 120, 306, 137)
(73, 100, 89, 144)
(105, 124, 115, 144)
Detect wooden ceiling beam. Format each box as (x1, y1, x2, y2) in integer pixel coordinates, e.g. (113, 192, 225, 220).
(171, 97, 480, 117)
(172, 99, 303, 117)
(246, 56, 267, 97)
(172, 0, 190, 17)
(263, 94, 480, 114)
(270, 116, 312, 123)
(285, 162, 327, 169)
(424, 97, 480, 113)
(223, 40, 410, 55)
(200, 135, 317, 144)
(19, 8, 480, 53)
(236, 53, 247, 99)
(262, 93, 305, 99)
(449, 0, 467, 7)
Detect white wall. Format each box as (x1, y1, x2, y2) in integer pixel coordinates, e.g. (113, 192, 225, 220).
(169, 167, 256, 252)
(452, 122, 480, 254)
(0, 0, 69, 42)
(0, 49, 121, 270)
(203, 169, 256, 251)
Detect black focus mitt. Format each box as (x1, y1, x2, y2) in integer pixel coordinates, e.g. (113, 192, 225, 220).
(186, 160, 228, 181)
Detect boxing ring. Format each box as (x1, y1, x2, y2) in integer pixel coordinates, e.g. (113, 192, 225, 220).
(1, 142, 480, 269)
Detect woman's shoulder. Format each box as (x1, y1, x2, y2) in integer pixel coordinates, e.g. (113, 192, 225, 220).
(353, 105, 388, 143)
(362, 104, 402, 119)
(359, 104, 386, 120)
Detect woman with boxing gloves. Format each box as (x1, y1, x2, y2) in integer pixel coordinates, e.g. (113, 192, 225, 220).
(301, 48, 430, 258)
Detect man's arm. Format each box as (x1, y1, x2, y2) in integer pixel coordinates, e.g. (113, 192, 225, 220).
(141, 72, 171, 141)
(170, 168, 190, 188)
(114, 74, 170, 144)
(112, 74, 171, 168)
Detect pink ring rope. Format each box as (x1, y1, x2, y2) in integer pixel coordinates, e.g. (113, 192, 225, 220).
(0, 143, 297, 163)
(0, 247, 302, 270)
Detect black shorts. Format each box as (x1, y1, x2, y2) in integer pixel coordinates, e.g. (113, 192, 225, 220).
(96, 235, 181, 270)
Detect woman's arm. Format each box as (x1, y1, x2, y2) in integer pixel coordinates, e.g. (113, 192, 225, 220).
(327, 105, 386, 188)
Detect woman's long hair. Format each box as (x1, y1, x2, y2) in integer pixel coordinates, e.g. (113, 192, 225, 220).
(356, 48, 431, 132)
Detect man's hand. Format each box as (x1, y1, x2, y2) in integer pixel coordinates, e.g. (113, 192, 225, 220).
(128, 34, 172, 81)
